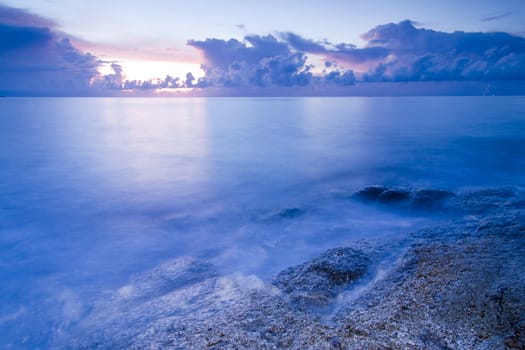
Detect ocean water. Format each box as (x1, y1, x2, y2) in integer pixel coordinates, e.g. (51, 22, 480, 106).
(1, 96, 524, 347)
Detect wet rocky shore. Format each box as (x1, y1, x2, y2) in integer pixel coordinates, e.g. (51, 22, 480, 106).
(63, 187, 525, 349)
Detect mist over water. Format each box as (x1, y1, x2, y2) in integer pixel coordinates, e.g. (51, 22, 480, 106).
(1, 96, 524, 347)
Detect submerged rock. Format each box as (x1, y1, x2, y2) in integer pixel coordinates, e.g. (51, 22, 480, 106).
(353, 186, 388, 201)
(272, 247, 370, 309)
(351, 186, 519, 213)
(354, 186, 455, 208)
(378, 188, 411, 203)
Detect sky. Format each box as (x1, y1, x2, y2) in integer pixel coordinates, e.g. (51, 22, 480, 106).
(1, 0, 525, 96)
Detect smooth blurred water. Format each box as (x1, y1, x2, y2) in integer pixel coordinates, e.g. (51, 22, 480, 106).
(1, 96, 524, 347)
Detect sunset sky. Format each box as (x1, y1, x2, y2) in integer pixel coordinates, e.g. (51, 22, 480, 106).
(1, 0, 525, 96)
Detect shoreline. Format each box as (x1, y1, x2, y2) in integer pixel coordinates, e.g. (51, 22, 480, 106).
(60, 187, 525, 349)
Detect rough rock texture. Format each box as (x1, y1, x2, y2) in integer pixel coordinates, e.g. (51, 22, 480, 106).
(60, 188, 525, 349)
(272, 247, 370, 309)
(505, 319, 525, 349)
(334, 215, 525, 349)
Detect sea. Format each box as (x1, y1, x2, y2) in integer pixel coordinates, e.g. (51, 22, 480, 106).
(1, 96, 524, 348)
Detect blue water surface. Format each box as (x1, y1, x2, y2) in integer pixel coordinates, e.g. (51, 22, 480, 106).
(1, 96, 524, 347)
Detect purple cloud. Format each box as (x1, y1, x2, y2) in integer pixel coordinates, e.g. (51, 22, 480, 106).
(279, 32, 326, 54)
(281, 21, 525, 83)
(188, 35, 289, 70)
(0, 5, 101, 96)
(187, 21, 525, 95)
(187, 20, 525, 94)
(0, 4, 56, 27)
(188, 35, 316, 89)
(324, 69, 356, 86)
(0, 23, 53, 53)
(361, 20, 525, 82)
(102, 63, 125, 89)
(2, 3, 524, 96)
(280, 32, 389, 64)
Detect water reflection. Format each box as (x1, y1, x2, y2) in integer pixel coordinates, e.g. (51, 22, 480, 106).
(63, 98, 212, 202)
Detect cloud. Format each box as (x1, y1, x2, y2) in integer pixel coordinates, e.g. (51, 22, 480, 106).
(0, 5, 101, 95)
(188, 35, 318, 89)
(187, 34, 362, 91)
(2, 3, 524, 96)
(0, 23, 53, 53)
(280, 32, 389, 64)
(279, 32, 326, 54)
(359, 20, 525, 82)
(188, 35, 290, 70)
(323, 69, 356, 86)
(481, 12, 512, 22)
(101, 63, 125, 89)
(0, 4, 56, 27)
(186, 21, 525, 95)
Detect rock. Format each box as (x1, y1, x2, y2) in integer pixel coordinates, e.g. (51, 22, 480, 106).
(353, 186, 453, 208)
(352, 186, 525, 214)
(119, 257, 218, 303)
(59, 257, 219, 349)
(505, 319, 525, 349)
(59, 189, 525, 349)
(334, 214, 525, 349)
(353, 186, 388, 201)
(378, 189, 411, 203)
(272, 247, 370, 309)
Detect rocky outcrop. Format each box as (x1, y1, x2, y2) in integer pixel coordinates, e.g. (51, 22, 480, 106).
(59, 188, 525, 349)
(353, 186, 525, 215)
(353, 186, 455, 209)
(505, 319, 525, 349)
(334, 215, 525, 349)
(272, 247, 370, 309)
